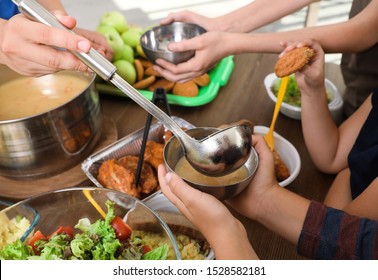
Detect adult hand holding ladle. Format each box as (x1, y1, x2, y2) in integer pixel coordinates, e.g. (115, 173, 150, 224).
(13, 0, 252, 176)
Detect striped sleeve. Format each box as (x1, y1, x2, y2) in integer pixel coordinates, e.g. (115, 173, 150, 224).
(297, 200, 378, 259)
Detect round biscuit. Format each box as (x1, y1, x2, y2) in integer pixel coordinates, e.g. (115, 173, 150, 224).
(274, 47, 315, 77)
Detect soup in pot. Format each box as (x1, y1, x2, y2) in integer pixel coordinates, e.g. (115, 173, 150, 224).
(0, 74, 89, 121)
(174, 156, 249, 186)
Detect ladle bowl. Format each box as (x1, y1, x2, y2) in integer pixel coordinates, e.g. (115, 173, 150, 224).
(184, 125, 253, 176)
(164, 127, 259, 200)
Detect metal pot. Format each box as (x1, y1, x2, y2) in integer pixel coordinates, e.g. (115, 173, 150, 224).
(0, 66, 102, 180)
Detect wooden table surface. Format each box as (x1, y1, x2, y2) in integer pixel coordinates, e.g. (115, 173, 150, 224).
(99, 53, 344, 260)
(0, 53, 344, 259)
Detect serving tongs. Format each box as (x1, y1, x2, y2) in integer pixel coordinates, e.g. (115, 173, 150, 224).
(135, 88, 171, 187)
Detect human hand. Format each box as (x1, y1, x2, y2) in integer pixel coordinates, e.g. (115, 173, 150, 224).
(0, 13, 95, 76)
(157, 164, 258, 259)
(227, 134, 279, 221)
(279, 39, 325, 95)
(160, 10, 216, 32)
(152, 31, 228, 82)
(158, 164, 236, 235)
(74, 28, 113, 61)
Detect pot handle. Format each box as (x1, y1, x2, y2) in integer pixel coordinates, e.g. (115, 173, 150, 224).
(12, 0, 117, 81)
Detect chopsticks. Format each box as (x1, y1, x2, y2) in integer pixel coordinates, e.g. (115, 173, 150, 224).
(135, 88, 171, 187)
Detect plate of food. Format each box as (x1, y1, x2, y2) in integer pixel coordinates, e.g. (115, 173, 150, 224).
(96, 56, 234, 107)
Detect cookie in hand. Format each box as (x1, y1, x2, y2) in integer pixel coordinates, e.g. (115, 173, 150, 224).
(274, 47, 315, 78)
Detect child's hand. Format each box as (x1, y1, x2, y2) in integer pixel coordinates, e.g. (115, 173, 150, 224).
(158, 164, 258, 259)
(158, 165, 236, 235)
(227, 135, 279, 221)
(280, 39, 326, 96)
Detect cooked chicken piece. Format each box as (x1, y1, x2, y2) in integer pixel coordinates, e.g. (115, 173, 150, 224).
(163, 128, 188, 144)
(118, 155, 158, 195)
(97, 159, 139, 197)
(273, 150, 290, 182)
(143, 141, 165, 170)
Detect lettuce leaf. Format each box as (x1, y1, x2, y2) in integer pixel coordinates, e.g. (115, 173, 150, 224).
(142, 244, 169, 260)
(0, 239, 33, 260)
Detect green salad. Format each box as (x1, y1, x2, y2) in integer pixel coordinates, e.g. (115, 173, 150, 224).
(271, 75, 331, 107)
(0, 200, 169, 260)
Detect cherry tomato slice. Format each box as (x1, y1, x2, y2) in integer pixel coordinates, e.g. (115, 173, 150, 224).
(27, 230, 47, 255)
(48, 226, 74, 239)
(142, 245, 151, 254)
(110, 216, 132, 241)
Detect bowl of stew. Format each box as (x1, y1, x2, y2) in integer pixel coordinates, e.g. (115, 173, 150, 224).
(163, 127, 259, 200)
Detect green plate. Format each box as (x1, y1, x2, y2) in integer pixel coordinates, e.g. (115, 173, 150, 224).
(95, 56, 234, 107)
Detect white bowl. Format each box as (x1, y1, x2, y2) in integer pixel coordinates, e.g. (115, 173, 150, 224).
(264, 73, 343, 121)
(254, 126, 301, 187)
(143, 191, 215, 260)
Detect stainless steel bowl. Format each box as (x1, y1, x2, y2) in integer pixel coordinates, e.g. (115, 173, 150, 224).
(0, 66, 102, 180)
(164, 127, 259, 200)
(140, 22, 206, 64)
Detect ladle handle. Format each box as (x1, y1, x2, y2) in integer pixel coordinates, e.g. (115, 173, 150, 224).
(111, 75, 192, 144)
(12, 0, 192, 146)
(12, 0, 116, 81)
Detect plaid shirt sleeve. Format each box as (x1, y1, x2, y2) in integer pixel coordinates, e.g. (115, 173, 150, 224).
(297, 200, 378, 259)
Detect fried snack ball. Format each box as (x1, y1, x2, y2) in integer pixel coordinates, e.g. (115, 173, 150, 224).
(274, 47, 315, 78)
(192, 73, 210, 87)
(172, 80, 199, 97)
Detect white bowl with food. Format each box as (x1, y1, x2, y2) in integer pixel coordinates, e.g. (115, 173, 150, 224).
(264, 73, 343, 121)
(254, 126, 301, 187)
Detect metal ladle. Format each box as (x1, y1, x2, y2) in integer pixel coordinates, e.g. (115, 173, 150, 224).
(14, 0, 252, 176)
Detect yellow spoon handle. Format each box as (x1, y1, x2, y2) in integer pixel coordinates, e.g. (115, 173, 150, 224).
(265, 76, 289, 151)
(82, 189, 107, 219)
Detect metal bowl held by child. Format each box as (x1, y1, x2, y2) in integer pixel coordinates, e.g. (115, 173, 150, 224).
(164, 127, 259, 200)
(0, 66, 102, 180)
(140, 22, 206, 64)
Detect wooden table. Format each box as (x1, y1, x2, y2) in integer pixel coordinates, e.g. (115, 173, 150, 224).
(0, 53, 344, 259)
(99, 53, 344, 260)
